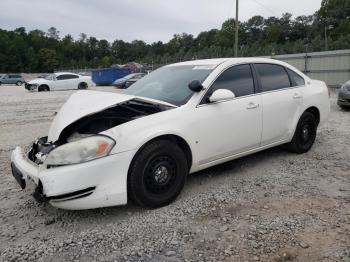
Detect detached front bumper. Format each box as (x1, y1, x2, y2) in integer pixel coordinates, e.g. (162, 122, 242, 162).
(11, 146, 134, 210)
(24, 83, 38, 91)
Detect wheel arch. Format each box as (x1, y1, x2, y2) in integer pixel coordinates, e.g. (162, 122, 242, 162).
(304, 106, 320, 126)
(38, 84, 50, 91)
(128, 134, 193, 174)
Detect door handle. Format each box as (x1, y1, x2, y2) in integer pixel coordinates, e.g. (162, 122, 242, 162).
(293, 93, 302, 99)
(247, 102, 259, 109)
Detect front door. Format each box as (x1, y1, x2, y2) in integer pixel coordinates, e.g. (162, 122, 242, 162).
(193, 64, 262, 166)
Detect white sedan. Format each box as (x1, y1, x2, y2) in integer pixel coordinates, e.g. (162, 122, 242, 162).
(25, 72, 94, 91)
(11, 58, 330, 210)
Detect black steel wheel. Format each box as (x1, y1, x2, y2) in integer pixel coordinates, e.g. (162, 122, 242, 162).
(128, 140, 188, 208)
(38, 85, 50, 92)
(285, 112, 317, 154)
(78, 82, 88, 89)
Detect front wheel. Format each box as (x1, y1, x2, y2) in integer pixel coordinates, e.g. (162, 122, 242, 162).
(127, 140, 188, 208)
(38, 85, 50, 92)
(285, 112, 317, 154)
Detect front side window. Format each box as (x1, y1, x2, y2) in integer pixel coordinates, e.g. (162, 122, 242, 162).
(56, 75, 66, 80)
(254, 64, 291, 92)
(287, 68, 305, 86)
(202, 64, 255, 103)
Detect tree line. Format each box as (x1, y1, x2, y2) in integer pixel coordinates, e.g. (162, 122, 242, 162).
(0, 0, 349, 73)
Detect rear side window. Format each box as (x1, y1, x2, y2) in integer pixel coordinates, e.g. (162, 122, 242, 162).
(287, 69, 305, 86)
(66, 74, 79, 79)
(57, 74, 79, 80)
(205, 64, 255, 100)
(255, 64, 291, 92)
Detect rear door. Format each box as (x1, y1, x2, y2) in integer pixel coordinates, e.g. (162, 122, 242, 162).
(54, 74, 79, 90)
(253, 63, 303, 146)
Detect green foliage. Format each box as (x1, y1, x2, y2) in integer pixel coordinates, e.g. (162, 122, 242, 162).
(0, 2, 349, 73)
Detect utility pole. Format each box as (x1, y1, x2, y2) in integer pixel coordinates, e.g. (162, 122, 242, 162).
(324, 26, 328, 51)
(234, 0, 239, 57)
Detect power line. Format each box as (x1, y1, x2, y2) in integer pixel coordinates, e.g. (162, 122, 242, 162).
(246, 0, 278, 16)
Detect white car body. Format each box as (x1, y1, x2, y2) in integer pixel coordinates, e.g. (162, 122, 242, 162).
(11, 58, 330, 210)
(26, 72, 94, 91)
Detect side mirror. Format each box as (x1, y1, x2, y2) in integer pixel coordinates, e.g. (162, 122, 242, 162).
(188, 80, 204, 92)
(209, 89, 236, 103)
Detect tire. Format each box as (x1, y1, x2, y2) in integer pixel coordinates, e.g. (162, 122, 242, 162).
(78, 82, 88, 89)
(38, 85, 50, 92)
(339, 105, 349, 110)
(16, 81, 23, 86)
(285, 112, 317, 154)
(127, 140, 188, 208)
(0, 82, 2, 86)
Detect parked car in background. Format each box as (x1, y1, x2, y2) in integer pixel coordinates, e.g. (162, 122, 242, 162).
(338, 80, 350, 109)
(0, 74, 25, 86)
(25, 72, 94, 92)
(11, 58, 330, 210)
(113, 73, 146, 88)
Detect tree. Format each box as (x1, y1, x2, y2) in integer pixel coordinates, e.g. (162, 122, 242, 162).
(38, 48, 58, 72)
(0, 2, 348, 73)
(47, 27, 60, 40)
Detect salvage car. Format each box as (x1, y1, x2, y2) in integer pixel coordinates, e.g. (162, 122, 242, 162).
(11, 58, 330, 210)
(113, 73, 146, 88)
(0, 74, 25, 86)
(338, 80, 350, 109)
(25, 72, 93, 91)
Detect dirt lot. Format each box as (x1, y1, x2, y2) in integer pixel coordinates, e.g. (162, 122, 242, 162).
(0, 85, 349, 262)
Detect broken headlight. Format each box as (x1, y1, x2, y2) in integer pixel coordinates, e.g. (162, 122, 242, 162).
(44, 135, 116, 166)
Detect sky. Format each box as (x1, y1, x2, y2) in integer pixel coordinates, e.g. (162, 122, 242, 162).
(0, 0, 322, 43)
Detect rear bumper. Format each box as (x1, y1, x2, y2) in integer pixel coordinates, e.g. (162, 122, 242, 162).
(11, 146, 135, 210)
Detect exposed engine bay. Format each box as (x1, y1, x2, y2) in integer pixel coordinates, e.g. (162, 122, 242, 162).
(28, 99, 171, 164)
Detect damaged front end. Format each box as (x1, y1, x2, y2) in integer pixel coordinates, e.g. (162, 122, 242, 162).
(11, 91, 176, 208)
(29, 99, 173, 165)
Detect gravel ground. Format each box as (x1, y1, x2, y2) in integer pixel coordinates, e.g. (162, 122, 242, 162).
(0, 85, 349, 262)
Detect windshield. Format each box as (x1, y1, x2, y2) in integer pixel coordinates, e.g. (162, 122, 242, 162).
(44, 74, 54, 80)
(125, 73, 139, 80)
(124, 65, 214, 106)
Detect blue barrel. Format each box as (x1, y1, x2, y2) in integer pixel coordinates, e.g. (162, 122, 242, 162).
(92, 68, 131, 86)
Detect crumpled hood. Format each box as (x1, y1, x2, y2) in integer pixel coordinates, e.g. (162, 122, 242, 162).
(48, 90, 176, 142)
(28, 78, 49, 84)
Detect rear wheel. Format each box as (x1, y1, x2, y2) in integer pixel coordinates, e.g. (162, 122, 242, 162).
(16, 81, 23, 86)
(78, 82, 88, 89)
(285, 112, 317, 154)
(127, 140, 188, 208)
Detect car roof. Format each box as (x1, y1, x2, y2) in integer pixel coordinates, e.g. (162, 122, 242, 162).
(168, 57, 290, 67)
(54, 72, 79, 76)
